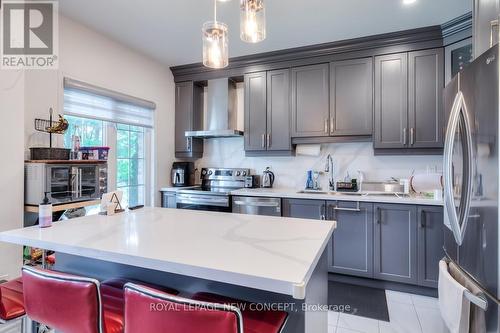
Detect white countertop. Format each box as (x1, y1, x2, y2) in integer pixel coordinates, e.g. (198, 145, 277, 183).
(0, 207, 335, 299)
(230, 188, 443, 206)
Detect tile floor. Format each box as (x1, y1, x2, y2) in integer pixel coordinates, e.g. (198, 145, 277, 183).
(328, 290, 448, 333)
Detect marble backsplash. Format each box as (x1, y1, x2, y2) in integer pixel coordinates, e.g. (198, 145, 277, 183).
(194, 138, 442, 190)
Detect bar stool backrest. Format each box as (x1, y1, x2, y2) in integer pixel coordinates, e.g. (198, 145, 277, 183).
(22, 266, 103, 333)
(124, 283, 243, 333)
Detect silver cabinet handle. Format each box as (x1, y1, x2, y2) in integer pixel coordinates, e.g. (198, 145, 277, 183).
(320, 204, 326, 220)
(403, 128, 407, 146)
(186, 137, 191, 151)
(410, 128, 415, 146)
(261, 134, 266, 148)
(334, 201, 361, 212)
(324, 118, 328, 134)
(330, 117, 334, 134)
(267, 133, 271, 148)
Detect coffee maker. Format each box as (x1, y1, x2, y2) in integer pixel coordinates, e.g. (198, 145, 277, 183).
(171, 162, 194, 187)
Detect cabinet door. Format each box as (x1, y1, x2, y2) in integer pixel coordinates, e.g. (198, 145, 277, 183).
(267, 69, 291, 151)
(244, 72, 268, 151)
(291, 64, 330, 137)
(330, 58, 373, 136)
(417, 206, 444, 288)
(408, 48, 444, 148)
(374, 204, 417, 284)
(282, 199, 326, 220)
(374, 53, 408, 149)
(175, 81, 203, 157)
(328, 201, 374, 278)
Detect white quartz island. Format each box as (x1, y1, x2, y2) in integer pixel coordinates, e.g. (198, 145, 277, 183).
(0, 207, 336, 333)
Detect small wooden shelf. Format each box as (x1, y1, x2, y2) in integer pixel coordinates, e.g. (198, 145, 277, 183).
(25, 200, 101, 213)
(25, 160, 107, 164)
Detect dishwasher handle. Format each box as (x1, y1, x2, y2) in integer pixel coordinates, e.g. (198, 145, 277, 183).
(233, 200, 280, 208)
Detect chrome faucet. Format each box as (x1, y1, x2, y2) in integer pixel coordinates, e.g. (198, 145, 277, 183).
(325, 154, 336, 191)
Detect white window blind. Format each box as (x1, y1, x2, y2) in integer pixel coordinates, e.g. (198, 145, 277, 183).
(63, 78, 155, 128)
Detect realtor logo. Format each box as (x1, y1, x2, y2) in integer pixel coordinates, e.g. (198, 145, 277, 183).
(1, 0, 58, 69)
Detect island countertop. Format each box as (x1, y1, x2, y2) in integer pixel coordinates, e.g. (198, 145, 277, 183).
(0, 207, 335, 299)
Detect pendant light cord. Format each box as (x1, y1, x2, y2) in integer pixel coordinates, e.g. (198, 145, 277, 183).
(214, 0, 217, 22)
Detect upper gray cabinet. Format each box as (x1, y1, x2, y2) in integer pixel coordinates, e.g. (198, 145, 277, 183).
(267, 69, 291, 151)
(244, 69, 292, 156)
(244, 72, 268, 151)
(408, 49, 444, 148)
(374, 53, 408, 149)
(175, 81, 203, 159)
(291, 64, 330, 138)
(374, 48, 444, 151)
(330, 58, 373, 136)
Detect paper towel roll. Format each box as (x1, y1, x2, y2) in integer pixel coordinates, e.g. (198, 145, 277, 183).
(296, 144, 321, 157)
(410, 173, 443, 193)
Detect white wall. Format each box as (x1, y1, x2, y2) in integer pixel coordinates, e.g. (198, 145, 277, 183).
(24, 16, 176, 205)
(0, 71, 25, 279)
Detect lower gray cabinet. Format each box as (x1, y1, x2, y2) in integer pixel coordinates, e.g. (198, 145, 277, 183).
(282, 199, 326, 220)
(417, 206, 444, 288)
(327, 201, 374, 278)
(373, 203, 418, 284)
(161, 191, 176, 208)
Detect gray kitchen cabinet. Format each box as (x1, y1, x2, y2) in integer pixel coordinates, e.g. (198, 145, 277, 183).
(374, 203, 418, 284)
(282, 199, 326, 220)
(267, 69, 291, 151)
(330, 58, 373, 136)
(374, 53, 408, 149)
(161, 191, 177, 208)
(408, 48, 444, 148)
(327, 201, 374, 278)
(175, 81, 203, 158)
(291, 64, 330, 138)
(417, 206, 444, 288)
(374, 49, 444, 151)
(244, 72, 268, 151)
(244, 69, 292, 155)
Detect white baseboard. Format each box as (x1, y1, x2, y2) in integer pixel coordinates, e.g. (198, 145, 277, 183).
(0, 275, 8, 281)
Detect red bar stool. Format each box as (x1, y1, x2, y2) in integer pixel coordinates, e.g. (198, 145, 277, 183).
(124, 283, 288, 333)
(22, 266, 125, 333)
(0, 277, 26, 329)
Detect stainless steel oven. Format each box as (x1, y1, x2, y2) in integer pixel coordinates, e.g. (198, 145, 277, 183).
(175, 168, 250, 213)
(25, 162, 108, 205)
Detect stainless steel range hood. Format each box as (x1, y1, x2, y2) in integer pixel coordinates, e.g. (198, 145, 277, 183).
(185, 78, 243, 138)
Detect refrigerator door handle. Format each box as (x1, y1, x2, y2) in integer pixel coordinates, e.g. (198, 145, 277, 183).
(443, 90, 474, 246)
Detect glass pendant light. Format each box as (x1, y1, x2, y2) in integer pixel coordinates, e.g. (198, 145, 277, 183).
(240, 0, 266, 43)
(202, 0, 229, 69)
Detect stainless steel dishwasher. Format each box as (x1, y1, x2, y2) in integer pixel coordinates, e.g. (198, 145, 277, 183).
(232, 196, 281, 216)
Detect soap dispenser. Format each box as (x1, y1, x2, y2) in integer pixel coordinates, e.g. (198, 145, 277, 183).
(39, 192, 52, 228)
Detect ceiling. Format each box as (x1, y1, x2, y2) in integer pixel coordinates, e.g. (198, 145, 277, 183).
(59, 0, 472, 67)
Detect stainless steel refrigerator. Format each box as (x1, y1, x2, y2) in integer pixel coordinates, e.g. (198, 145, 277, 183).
(443, 43, 500, 332)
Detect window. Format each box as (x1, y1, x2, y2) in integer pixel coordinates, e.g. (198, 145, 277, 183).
(63, 78, 155, 207)
(116, 124, 146, 207)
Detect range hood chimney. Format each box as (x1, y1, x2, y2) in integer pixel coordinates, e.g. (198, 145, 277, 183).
(185, 78, 243, 138)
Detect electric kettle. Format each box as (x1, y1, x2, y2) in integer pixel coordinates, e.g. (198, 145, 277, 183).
(261, 167, 275, 188)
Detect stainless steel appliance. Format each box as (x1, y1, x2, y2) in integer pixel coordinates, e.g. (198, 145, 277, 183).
(171, 162, 194, 187)
(25, 162, 107, 205)
(232, 196, 281, 217)
(244, 175, 260, 188)
(261, 167, 275, 188)
(175, 168, 249, 212)
(443, 44, 500, 331)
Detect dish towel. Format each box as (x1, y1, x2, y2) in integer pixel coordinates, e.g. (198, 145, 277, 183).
(439, 259, 471, 333)
(449, 262, 487, 333)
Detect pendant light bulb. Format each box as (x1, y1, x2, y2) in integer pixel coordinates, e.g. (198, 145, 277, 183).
(240, 0, 266, 43)
(202, 0, 229, 68)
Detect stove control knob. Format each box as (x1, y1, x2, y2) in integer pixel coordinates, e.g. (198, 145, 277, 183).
(242, 171, 247, 176)
(208, 170, 213, 175)
(201, 169, 207, 176)
(236, 171, 241, 176)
